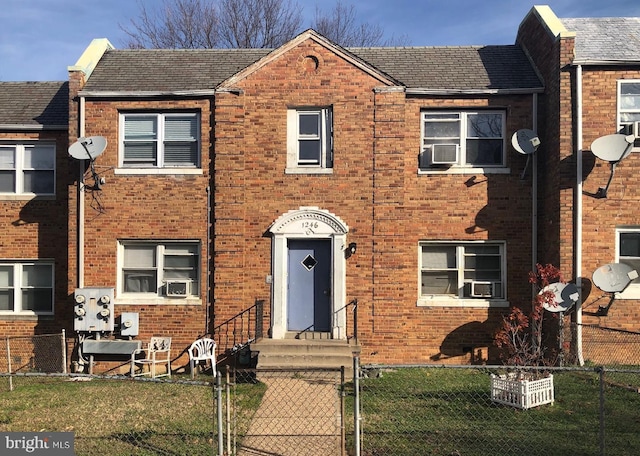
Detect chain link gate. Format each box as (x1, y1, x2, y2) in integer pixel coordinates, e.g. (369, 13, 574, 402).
(221, 367, 345, 456)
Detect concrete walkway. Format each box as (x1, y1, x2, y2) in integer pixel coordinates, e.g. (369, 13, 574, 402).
(237, 372, 344, 456)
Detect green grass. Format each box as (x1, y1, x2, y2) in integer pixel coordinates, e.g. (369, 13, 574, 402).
(346, 368, 640, 456)
(0, 376, 265, 456)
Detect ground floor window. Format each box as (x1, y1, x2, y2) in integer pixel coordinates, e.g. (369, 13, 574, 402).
(0, 261, 54, 314)
(118, 241, 200, 299)
(420, 241, 505, 300)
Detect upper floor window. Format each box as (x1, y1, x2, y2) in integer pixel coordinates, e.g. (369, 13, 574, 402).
(618, 81, 640, 149)
(0, 143, 55, 195)
(616, 228, 640, 298)
(120, 113, 200, 168)
(0, 261, 54, 315)
(419, 241, 505, 303)
(118, 241, 200, 301)
(286, 107, 333, 173)
(420, 111, 506, 170)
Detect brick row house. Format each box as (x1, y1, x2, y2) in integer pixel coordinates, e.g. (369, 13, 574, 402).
(1, 6, 639, 373)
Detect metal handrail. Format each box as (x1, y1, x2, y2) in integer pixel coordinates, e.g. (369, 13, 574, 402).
(211, 299, 264, 361)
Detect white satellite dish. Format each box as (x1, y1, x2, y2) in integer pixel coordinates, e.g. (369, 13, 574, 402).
(512, 129, 540, 155)
(592, 262, 637, 293)
(592, 262, 638, 316)
(591, 134, 634, 163)
(540, 282, 579, 313)
(590, 134, 635, 198)
(69, 136, 107, 161)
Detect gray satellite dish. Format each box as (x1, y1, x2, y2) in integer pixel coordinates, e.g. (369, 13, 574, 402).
(511, 129, 540, 179)
(592, 262, 638, 315)
(68, 136, 107, 161)
(512, 129, 540, 155)
(540, 282, 579, 313)
(591, 134, 635, 198)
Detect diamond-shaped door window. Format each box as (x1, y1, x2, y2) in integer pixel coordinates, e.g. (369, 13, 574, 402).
(301, 254, 318, 271)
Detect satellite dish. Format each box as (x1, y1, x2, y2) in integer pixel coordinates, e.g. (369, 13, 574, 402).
(511, 129, 540, 180)
(540, 282, 579, 313)
(69, 136, 107, 161)
(592, 262, 639, 316)
(512, 129, 540, 155)
(592, 262, 637, 293)
(591, 134, 634, 198)
(591, 134, 634, 163)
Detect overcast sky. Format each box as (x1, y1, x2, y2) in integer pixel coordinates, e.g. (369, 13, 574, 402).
(1, 0, 640, 81)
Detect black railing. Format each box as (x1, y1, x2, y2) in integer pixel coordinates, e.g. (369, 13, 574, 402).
(212, 299, 263, 363)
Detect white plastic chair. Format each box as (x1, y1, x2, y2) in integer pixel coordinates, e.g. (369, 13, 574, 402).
(188, 338, 217, 379)
(130, 336, 172, 378)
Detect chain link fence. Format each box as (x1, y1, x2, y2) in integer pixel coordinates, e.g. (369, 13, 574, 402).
(2, 329, 640, 455)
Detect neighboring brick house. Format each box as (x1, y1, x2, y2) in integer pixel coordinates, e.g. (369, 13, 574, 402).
(0, 82, 69, 337)
(3, 6, 638, 372)
(518, 6, 640, 364)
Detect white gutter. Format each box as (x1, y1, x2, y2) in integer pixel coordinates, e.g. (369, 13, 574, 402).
(576, 64, 584, 365)
(78, 96, 85, 289)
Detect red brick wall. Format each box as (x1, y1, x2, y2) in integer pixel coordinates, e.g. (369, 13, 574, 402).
(0, 129, 69, 337)
(213, 38, 536, 364)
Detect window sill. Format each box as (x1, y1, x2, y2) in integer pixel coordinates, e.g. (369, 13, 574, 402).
(0, 313, 54, 320)
(417, 297, 510, 308)
(418, 167, 511, 175)
(615, 288, 640, 300)
(285, 167, 333, 175)
(0, 194, 55, 201)
(114, 296, 203, 305)
(114, 168, 203, 176)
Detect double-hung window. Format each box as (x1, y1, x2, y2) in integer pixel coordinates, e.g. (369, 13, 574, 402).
(420, 111, 505, 169)
(618, 81, 640, 149)
(286, 107, 333, 172)
(616, 228, 640, 298)
(120, 113, 200, 168)
(0, 262, 54, 315)
(419, 242, 505, 302)
(119, 241, 200, 299)
(0, 143, 55, 195)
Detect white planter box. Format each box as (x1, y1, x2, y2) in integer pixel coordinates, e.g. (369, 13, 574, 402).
(490, 373, 554, 410)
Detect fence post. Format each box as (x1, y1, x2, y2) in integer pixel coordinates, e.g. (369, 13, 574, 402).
(216, 371, 224, 456)
(353, 355, 360, 456)
(598, 367, 605, 456)
(6, 336, 13, 392)
(226, 366, 231, 456)
(61, 330, 67, 374)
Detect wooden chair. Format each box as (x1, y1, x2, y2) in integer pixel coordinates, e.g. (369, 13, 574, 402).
(188, 338, 217, 379)
(130, 336, 172, 378)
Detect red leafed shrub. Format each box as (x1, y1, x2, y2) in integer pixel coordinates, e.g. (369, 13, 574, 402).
(494, 264, 563, 366)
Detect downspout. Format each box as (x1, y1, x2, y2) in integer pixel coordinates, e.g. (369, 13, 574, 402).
(575, 65, 584, 365)
(532, 93, 538, 271)
(78, 95, 85, 289)
(206, 185, 211, 335)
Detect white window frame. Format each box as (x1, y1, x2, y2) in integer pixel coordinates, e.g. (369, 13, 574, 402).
(0, 142, 56, 197)
(615, 227, 640, 299)
(0, 261, 54, 315)
(617, 80, 640, 150)
(116, 241, 201, 304)
(418, 241, 508, 308)
(118, 112, 201, 171)
(419, 110, 507, 173)
(286, 107, 333, 174)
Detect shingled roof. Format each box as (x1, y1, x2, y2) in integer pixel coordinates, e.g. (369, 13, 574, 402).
(0, 81, 68, 129)
(81, 43, 542, 94)
(561, 17, 640, 64)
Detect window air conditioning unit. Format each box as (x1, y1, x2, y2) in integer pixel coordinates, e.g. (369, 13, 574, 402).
(621, 122, 640, 138)
(470, 281, 496, 298)
(166, 280, 189, 297)
(430, 144, 459, 164)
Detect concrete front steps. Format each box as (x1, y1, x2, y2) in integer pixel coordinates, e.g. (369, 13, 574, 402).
(251, 336, 360, 376)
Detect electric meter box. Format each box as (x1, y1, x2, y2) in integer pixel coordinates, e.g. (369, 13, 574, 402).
(120, 312, 139, 337)
(74, 287, 115, 332)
